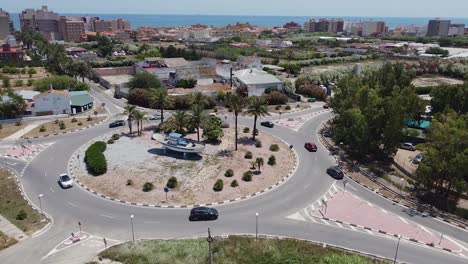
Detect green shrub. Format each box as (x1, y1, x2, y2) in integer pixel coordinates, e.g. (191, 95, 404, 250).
(111, 134, 120, 140)
(415, 86, 433, 95)
(231, 180, 239, 187)
(126, 179, 134, 186)
(255, 140, 262, 148)
(275, 105, 281, 110)
(14, 80, 23, 87)
(107, 138, 115, 144)
(39, 125, 46, 132)
(84, 141, 107, 175)
(268, 155, 276, 166)
(264, 91, 288, 105)
(59, 121, 66, 130)
(213, 179, 224, 192)
(285, 105, 291, 110)
(270, 144, 279, 152)
(15, 120, 21, 126)
(224, 169, 234, 177)
(244, 151, 253, 159)
(167, 176, 178, 189)
(242, 171, 253, 182)
(243, 127, 250, 133)
(16, 210, 27, 220)
(71, 117, 78, 123)
(77, 121, 83, 126)
(142, 182, 154, 192)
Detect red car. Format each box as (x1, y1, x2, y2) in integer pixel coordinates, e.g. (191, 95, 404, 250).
(323, 104, 330, 109)
(304, 142, 318, 152)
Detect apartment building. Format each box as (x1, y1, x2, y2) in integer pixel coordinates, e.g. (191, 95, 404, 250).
(0, 9, 13, 39)
(59, 17, 85, 42)
(93, 18, 131, 33)
(448, 23, 465, 36)
(20, 6, 62, 41)
(362, 21, 387, 37)
(304, 18, 344, 33)
(426, 19, 451, 37)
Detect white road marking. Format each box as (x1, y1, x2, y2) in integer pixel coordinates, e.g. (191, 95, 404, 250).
(304, 184, 310, 189)
(445, 236, 468, 252)
(458, 253, 467, 259)
(381, 209, 388, 214)
(398, 216, 409, 224)
(347, 184, 358, 191)
(100, 214, 114, 219)
(365, 229, 374, 234)
(6, 161, 16, 165)
(418, 225, 433, 236)
(349, 225, 357, 231)
(320, 219, 331, 225)
(49, 187, 55, 193)
(67, 202, 78, 208)
(335, 222, 343, 228)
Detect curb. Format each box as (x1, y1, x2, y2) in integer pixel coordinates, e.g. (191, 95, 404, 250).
(68, 130, 299, 209)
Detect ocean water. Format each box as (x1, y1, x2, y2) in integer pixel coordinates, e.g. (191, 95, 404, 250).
(9, 13, 468, 31)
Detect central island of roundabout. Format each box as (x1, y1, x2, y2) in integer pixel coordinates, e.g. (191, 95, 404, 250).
(71, 124, 296, 207)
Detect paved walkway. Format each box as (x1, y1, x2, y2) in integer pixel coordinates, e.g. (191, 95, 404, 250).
(0, 215, 27, 242)
(3, 121, 46, 140)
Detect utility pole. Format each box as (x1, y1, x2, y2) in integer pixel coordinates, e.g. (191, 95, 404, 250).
(230, 68, 233, 88)
(255, 213, 259, 241)
(393, 235, 401, 264)
(207, 228, 213, 264)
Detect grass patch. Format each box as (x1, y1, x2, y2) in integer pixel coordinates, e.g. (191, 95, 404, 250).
(99, 236, 387, 264)
(0, 169, 47, 235)
(0, 231, 17, 250)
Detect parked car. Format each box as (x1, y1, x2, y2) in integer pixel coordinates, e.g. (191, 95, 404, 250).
(149, 114, 162, 120)
(399, 142, 416, 151)
(323, 104, 330, 109)
(326, 166, 344, 180)
(260, 121, 274, 128)
(189, 207, 218, 221)
(109, 120, 125, 128)
(304, 142, 318, 152)
(58, 174, 73, 188)
(413, 153, 424, 164)
(322, 129, 334, 138)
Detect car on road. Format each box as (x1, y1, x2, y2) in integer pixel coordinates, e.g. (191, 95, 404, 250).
(149, 114, 162, 120)
(260, 121, 274, 128)
(109, 120, 125, 128)
(58, 174, 73, 188)
(323, 104, 330, 109)
(304, 142, 318, 152)
(399, 142, 416, 151)
(189, 207, 218, 221)
(326, 166, 344, 180)
(413, 153, 424, 164)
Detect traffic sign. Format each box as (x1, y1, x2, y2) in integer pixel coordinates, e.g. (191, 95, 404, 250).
(164, 187, 169, 193)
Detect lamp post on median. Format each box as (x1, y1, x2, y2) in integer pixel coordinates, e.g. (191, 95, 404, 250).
(255, 212, 259, 241)
(400, 178, 405, 199)
(38, 194, 44, 220)
(393, 235, 401, 264)
(130, 214, 135, 242)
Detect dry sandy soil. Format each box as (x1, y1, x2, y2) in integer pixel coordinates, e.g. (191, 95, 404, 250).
(412, 76, 464, 87)
(23, 116, 105, 138)
(76, 126, 295, 205)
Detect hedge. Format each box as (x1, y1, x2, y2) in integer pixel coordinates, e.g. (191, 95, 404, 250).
(85, 141, 107, 175)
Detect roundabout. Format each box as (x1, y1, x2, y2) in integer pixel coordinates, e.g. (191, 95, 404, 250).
(0, 87, 467, 264)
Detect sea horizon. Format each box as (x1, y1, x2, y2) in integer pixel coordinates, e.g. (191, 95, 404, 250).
(9, 13, 468, 31)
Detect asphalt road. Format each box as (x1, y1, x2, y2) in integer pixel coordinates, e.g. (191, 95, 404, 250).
(0, 86, 467, 264)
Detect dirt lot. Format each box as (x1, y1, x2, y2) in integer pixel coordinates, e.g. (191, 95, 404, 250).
(23, 116, 105, 138)
(76, 126, 295, 205)
(0, 122, 28, 139)
(0, 67, 48, 91)
(412, 75, 464, 87)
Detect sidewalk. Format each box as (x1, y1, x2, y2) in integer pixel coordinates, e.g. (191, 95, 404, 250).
(0, 214, 27, 242)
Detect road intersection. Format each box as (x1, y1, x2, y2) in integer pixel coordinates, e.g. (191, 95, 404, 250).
(0, 86, 467, 264)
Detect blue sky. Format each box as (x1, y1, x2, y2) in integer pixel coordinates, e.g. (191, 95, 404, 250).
(1, 0, 467, 18)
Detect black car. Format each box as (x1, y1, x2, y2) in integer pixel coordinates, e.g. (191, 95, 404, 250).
(326, 166, 344, 180)
(260, 121, 274, 128)
(109, 120, 125, 128)
(189, 207, 218, 221)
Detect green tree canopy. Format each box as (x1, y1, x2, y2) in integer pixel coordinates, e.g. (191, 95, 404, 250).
(430, 83, 468, 115)
(0, 89, 26, 119)
(34, 75, 89, 92)
(128, 72, 161, 89)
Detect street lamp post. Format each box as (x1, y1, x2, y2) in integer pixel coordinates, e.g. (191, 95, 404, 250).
(400, 178, 404, 196)
(130, 215, 135, 242)
(393, 235, 401, 264)
(38, 194, 44, 220)
(255, 212, 259, 241)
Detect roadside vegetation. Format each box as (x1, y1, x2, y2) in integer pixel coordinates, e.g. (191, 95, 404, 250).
(98, 236, 387, 264)
(0, 169, 47, 235)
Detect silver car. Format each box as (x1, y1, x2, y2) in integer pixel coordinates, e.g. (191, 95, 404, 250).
(400, 142, 416, 151)
(413, 153, 424, 164)
(58, 174, 73, 188)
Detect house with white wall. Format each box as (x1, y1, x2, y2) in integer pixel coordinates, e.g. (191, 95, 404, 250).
(32, 90, 71, 116)
(234, 69, 283, 96)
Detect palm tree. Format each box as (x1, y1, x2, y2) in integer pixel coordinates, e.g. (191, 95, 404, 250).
(226, 94, 247, 151)
(247, 96, 269, 140)
(123, 104, 136, 134)
(150, 88, 173, 124)
(190, 104, 207, 142)
(256, 157, 264, 172)
(132, 110, 145, 136)
(171, 111, 189, 134)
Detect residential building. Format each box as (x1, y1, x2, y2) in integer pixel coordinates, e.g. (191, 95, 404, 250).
(0, 9, 12, 39)
(234, 69, 283, 96)
(304, 18, 344, 33)
(448, 23, 465, 36)
(426, 19, 451, 37)
(4, 35, 17, 47)
(20, 6, 62, 41)
(362, 21, 387, 37)
(59, 17, 86, 42)
(0, 44, 24, 62)
(32, 90, 71, 116)
(70, 91, 93, 114)
(93, 18, 131, 33)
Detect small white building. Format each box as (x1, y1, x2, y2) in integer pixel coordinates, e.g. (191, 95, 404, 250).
(32, 90, 71, 116)
(234, 69, 283, 96)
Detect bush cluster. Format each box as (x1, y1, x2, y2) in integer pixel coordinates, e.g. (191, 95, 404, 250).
(255, 140, 262, 148)
(230, 180, 239, 187)
(142, 182, 154, 192)
(213, 179, 224, 192)
(59, 121, 66, 130)
(243, 127, 250, 133)
(224, 169, 234, 177)
(244, 151, 253, 159)
(270, 144, 280, 152)
(85, 141, 107, 175)
(167, 176, 178, 189)
(176, 79, 197, 88)
(111, 134, 120, 140)
(16, 209, 27, 220)
(242, 171, 253, 182)
(263, 91, 288, 105)
(285, 105, 291, 110)
(268, 155, 276, 166)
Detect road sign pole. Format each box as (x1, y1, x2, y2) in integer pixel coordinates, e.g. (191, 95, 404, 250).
(207, 228, 213, 264)
(78, 221, 82, 237)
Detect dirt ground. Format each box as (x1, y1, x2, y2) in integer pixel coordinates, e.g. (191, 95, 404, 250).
(23, 116, 105, 138)
(213, 102, 311, 117)
(0, 123, 28, 139)
(1, 67, 49, 91)
(394, 149, 420, 174)
(412, 76, 464, 87)
(76, 126, 295, 205)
